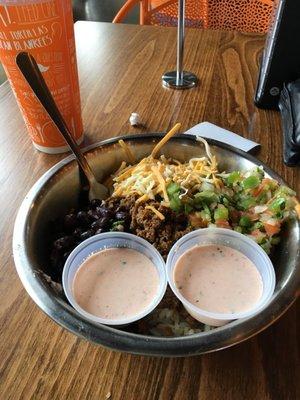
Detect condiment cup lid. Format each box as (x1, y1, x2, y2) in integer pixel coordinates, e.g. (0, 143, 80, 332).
(62, 232, 167, 326)
(166, 228, 276, 325)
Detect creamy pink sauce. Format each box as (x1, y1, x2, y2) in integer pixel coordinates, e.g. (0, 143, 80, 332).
(73, 248, 159, 320)
(174, 244, 263, 314)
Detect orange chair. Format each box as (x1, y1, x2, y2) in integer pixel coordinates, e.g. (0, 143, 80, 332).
(113, 0, 274, 33)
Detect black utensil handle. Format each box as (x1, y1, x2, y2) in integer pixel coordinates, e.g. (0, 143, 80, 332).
(16, 52, 93, 179)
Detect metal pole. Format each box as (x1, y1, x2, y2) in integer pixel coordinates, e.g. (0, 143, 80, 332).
(162, 0, 198, 89)
(176, 0, 185, 85)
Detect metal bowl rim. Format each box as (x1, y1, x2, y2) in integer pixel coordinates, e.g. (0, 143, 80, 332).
(12, 133, 300, 356)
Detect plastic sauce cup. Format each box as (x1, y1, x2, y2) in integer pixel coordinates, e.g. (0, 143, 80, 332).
(62, 232, 167, 326)
(166, 228, 276, 327)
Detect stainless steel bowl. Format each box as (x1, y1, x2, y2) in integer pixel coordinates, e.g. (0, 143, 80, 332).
(13, 134, 300, 357)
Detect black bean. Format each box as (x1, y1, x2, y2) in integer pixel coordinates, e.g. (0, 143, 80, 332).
(89, 198, 102, 209)
(98, 216, 110, 228)
(96, 207, 112, 219)
(53, 236, 73, 251)
(50, 248, 60, 264)
(115, 211, 128, 220)
(87, 209, 100, 221)
(73, 227, 83, 237)
(51, 221, 65, 238)
(91, 220, 103, 231)
(77, 211, 90, 226)
(91, 217, 110, 231)
(63, 251, 71, 262)
(64, 213, 77, 231)
(80, 230, 94, 241)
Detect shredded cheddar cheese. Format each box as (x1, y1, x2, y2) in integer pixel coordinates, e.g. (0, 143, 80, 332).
(145, 205, 165, 220)
(112, 135, 220, 205)
(118, 139, 135, 164)
(151, 165, 169, 203)
(151, 123, 181, 158)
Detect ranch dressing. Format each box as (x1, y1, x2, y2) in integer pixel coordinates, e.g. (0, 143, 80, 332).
(73, 247, 159, 320)
(174, 244, 263, 314)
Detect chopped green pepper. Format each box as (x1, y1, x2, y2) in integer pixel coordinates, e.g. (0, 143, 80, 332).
(255, 234, 267, 245)
(200, 204, 211, 222)
(268, 197, 286, 213)
(111, 220, 124, 228)
(253, 167, 265, 180)
(194, 190, 219, 204)
(221, 196, 230, 206)
(253, 221, 264, 231)
(214, 206, 229, 221)
(167, 182, 183, 212)
(257, 192, 267, 204)
(203, 203, 211, 215)
(184, 203, 193, 214)
(234, 226, 243, 233)
(242, 175, 260, 190)
(239, 216, 252, 228)
(167, 182, 181, 196)
(275, 211, 284, 219)
(227, 171, 241, 185)
(110, 221, 125, 232)
(275, 186, 296, 197)
(170, 192, 182, 212)
(261, 241, 271, 254)
(237, 197, 256, 210)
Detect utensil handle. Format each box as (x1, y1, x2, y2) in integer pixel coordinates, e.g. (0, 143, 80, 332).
(16, 52, 94, 182)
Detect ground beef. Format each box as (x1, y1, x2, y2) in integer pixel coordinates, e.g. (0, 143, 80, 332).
(104, 196, 191, 258)
(129, 200, 191, 258)
(103, 195, 137, 213)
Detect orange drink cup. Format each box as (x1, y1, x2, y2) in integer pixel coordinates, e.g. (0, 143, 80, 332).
(0, 0, 83, 153)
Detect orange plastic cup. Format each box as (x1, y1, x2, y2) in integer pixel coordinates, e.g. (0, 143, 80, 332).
(0, 0, 83, 153)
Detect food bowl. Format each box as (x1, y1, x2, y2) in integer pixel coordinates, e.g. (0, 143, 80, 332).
(166, 228, 276, 327)
(62, 232, 167, 326)
(13, 134, 300, 356)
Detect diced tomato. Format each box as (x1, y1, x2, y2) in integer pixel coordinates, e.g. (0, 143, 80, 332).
(252, 184, 264, 197)
(251, 229, 262, 237)
(263, 222, 280, 236)
(251, 229, 266, 242)
(262, 178, 278, 190)
(230, 209, 241, 222)
(253, 178, 277, 196)
(215, 219, 232, 229)
(262, 178, 273, 186)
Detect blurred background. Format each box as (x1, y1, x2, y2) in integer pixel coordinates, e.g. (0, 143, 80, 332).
(0, 0, 137, 85)
(72, 0, 137, 24)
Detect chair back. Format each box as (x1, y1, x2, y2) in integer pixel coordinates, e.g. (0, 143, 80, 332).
(114, 0, 274, 33)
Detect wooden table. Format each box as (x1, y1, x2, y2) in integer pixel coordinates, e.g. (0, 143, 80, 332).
(0, 21, 298, 400)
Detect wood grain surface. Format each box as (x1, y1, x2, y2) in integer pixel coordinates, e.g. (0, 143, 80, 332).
(0, 22, 298, 400)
